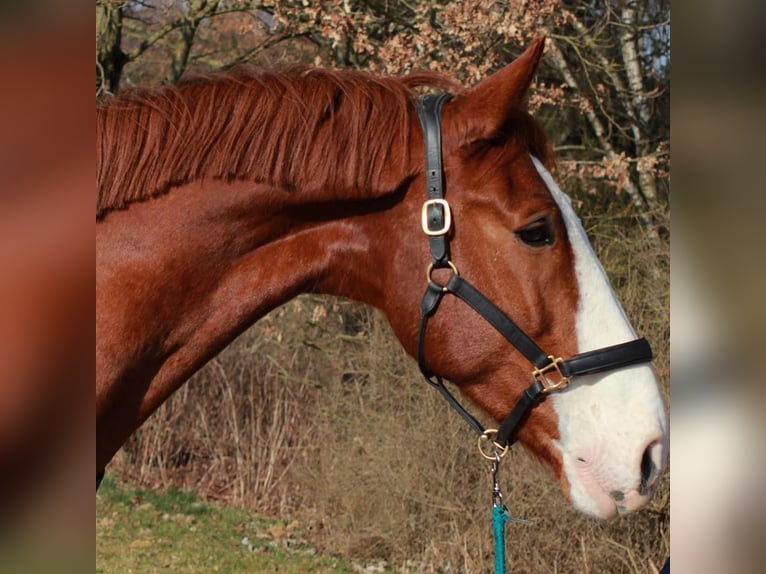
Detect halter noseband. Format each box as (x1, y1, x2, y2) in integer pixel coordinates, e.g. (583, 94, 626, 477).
(415, 93, 653, 453)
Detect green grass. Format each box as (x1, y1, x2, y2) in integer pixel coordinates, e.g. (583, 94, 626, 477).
(96, 476, 355, 573)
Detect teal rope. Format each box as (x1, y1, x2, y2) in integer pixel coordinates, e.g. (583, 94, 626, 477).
(492, 504, 508, 574)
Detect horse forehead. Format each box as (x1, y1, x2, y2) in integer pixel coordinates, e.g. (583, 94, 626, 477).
(448, 149, 559, 213)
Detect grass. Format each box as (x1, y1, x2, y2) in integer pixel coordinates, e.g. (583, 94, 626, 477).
(96, 475, 355, 573)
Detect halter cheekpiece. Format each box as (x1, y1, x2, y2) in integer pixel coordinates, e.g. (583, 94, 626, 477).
(414, 93, 653, 453)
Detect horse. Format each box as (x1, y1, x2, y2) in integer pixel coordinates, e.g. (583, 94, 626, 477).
(96, 37, 668, 520)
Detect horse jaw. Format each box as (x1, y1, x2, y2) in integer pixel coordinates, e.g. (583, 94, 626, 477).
(531, 156, 669, 518)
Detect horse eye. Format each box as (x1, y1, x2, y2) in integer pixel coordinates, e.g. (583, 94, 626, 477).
(516, 218, 554, 247)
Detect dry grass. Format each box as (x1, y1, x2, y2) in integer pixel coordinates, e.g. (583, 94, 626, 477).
(112, 203, 669, 573)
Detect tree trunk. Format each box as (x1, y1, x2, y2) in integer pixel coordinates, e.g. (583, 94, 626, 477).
(545, 37, 661, 246)
(168, 0, 220, 83)
(96, 1, 127, 95)
(618, 2, 660, 208)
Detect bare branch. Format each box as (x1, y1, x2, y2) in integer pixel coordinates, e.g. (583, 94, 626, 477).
(543, 34, 658, 236)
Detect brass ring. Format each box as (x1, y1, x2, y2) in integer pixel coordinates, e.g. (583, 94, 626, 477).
(426, 260, 460, 289)
(478, 429, 509, 461)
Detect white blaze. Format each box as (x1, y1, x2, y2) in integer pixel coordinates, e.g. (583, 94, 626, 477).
(531, 156, 668, 518)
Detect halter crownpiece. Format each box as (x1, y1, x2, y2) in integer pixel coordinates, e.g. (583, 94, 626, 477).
(414, 93, 653, 451)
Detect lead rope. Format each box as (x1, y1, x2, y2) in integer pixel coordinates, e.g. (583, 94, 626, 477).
(489, 451, 533, 574)
(490, 454, 509, 574)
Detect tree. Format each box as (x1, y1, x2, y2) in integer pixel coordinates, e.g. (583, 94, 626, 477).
(96, 0, 128, 94)
(538, 0, 670, 233)
(96, 1, 323, 91)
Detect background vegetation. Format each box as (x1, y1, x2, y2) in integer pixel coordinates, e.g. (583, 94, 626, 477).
(97, 1, 669, 571)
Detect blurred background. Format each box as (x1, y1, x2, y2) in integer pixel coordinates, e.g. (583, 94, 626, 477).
(672, 1, 766, 572)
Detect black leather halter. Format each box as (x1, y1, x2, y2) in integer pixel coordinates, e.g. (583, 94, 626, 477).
(415, 93, 653, 452)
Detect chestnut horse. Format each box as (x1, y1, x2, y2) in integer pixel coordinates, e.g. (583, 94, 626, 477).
(96, 38, 667, 519)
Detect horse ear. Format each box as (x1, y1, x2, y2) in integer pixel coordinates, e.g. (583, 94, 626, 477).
(444, 37, 545, 145)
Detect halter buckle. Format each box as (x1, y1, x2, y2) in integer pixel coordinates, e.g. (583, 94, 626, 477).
(533, 356, 571, 394)
(421, 199, 452, 236)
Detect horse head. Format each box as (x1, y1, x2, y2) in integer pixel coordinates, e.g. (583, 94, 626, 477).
(380, 38, 668, 518)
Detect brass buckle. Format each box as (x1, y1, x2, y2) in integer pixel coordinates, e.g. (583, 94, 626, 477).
(532, 357, 571, 394)
(421, 199, 452, 236)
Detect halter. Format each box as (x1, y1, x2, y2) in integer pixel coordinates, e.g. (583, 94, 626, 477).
(415, 93, 653, 454)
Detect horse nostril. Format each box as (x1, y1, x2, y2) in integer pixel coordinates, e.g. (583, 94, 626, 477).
(639, 440, 661, 494)
(610, 490, 625, 502)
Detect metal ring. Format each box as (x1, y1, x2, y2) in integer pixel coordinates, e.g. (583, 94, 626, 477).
(426, 260, 460, 290)
(478, 429, 509, 461)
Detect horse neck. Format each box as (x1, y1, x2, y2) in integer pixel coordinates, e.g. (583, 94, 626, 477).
(101, 177, 397, 358)
(96, 176, 410, 467)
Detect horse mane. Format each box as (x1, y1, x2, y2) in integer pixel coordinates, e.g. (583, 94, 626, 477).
(96, 66, 553, 220)
(96, 66, 461, 220)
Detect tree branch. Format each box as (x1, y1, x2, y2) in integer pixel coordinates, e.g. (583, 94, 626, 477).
(543, 34, 658, 237)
